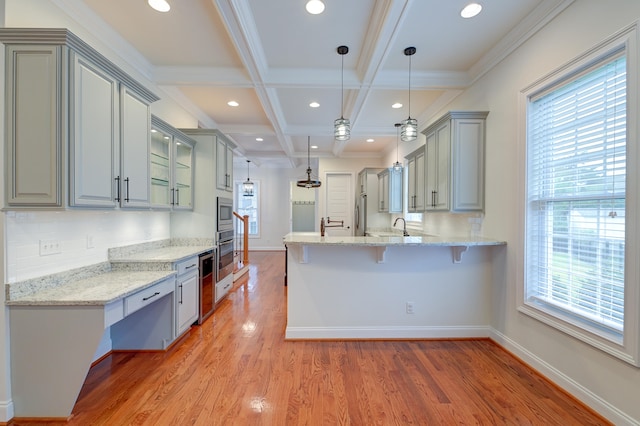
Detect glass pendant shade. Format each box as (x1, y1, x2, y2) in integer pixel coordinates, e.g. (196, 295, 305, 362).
(334, 117, 351, 141)
(297, 137, 322, 188)
(334, 45, 350, 141)
(243, 160, 254, 196)
(401, 46, 418, 142)
(401, 117, 418, 142)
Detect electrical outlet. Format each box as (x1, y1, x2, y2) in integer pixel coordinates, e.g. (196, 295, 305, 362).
(406, 301, 415, 314)
(39, 239, 61, 256)
(87, 235, 95, 249)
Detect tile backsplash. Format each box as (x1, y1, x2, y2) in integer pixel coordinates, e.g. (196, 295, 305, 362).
(5, 210, 170, 282)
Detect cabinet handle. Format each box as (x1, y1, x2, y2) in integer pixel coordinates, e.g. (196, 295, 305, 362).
(142, 291, 160, 301)
(431, 190, 437, 207)
(179, 284, 183, 304)
(170, 188, 175, 205)
(176, 188, 180, 205)
(124, 177, 130, 202)
(115, 176, 121, 202)
(185, 263, 197, 270)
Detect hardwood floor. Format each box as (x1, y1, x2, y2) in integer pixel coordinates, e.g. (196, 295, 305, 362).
(12, 251, 609, 425)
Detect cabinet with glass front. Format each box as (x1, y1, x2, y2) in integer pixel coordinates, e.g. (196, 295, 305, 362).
(150, 116, 196, 210)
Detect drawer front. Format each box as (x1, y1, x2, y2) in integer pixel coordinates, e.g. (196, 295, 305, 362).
(124, 278, 174, 316)
(215, 278, 232, 303)
(176, 256, 198, 276)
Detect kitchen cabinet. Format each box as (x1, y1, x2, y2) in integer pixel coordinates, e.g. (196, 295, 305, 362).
(423, 111, 488, 212)
(216, 137, 234, 193)
(0, 28, 159, 209)
(150, 116, 196, 210)
(405, 146, 426, 212)
(175, 256, 199, 337)
(377, 168, 402, 213)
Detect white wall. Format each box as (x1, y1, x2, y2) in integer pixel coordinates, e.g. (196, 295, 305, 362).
(438, 1, 640, 423)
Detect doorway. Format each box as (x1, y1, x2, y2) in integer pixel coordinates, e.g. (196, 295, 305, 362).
(324, 172, 353, 236)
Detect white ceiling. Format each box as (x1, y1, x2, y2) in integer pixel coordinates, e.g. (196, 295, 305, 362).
(72, 0, 570, 168)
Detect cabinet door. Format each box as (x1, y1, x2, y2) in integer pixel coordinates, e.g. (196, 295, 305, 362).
(407, 156, 416, 212)
(5, 45, 63, 207)
(378, 172, 389, 212)
(70, 54, 118, 207)
(225, 144, 234, 192)
(388, 168, 403, 213)
(435, 123, 451, 210)
(120, 87, 151, 208)
(452, 118, 485, 211)
(176, 271, 199, 336)
(414, 149, 426, 211)
(150, 127, 172, 208)
(216, 139, 228, 191)
(174, 140, 194, 209)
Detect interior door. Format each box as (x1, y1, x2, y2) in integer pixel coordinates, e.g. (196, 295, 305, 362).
(325, 173, 352, 236)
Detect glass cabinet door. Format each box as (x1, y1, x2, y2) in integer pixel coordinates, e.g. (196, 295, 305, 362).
(150, 128, 172, 207)
(173, 140, 193, 209)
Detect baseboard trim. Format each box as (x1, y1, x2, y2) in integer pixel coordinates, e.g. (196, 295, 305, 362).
(489, 328, 636, 426)
(285, 325, 490, 340)
(0, 399, 14, 423)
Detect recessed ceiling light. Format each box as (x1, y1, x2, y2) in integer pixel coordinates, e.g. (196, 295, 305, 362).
(309, 102, 320, 108)
(392, 103, 403, 109)
(461, 2, 482, 18)
(305, 0, 325, 15)
(151, 129, 157, 133)
(163, 136, 170, 140)
(366, 139, 374, 143)
(256, 137, 263, 142)
(311, 145, 318, 149)
(148, 0, 170, 12)
(227, 101, 239, 107)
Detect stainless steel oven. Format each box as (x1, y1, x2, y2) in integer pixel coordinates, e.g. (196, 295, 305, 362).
(216, 229, 235, 283)
(217, 197, 234, 231)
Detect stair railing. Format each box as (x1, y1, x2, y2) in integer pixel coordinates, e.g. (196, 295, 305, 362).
(233, 211, 249, 266)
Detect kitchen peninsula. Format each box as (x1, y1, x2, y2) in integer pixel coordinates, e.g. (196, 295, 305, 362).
(283, 232, 505, 340)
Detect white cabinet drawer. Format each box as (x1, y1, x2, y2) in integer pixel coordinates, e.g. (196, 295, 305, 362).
(176, 256, 198, 276)
(124, 278, 174, 316)
(215, 278, 232, 303)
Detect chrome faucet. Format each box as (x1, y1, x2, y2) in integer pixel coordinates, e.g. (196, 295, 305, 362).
(393, 217, 409, 236)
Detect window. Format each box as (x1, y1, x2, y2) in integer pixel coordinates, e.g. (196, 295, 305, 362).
(521, 28, 640, 365)
(235, 181, 260, 236)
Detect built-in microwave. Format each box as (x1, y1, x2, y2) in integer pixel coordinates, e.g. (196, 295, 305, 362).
(217, 197, 234, 231)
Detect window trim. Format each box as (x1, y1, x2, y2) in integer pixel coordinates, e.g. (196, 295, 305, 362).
(517, 24, 640, 366)
(235, 179, 261, 238)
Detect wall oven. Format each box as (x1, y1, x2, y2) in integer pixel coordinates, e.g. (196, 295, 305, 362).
(216, 229, 235, 284)
(217, 197, 234, 231)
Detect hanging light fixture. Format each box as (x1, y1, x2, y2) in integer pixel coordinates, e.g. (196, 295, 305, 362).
(243, 160, 254, 197)
(401, 46, 417, 142)
(297, 136, 322, 188)
(393, 123, 403, 171)
(334, 45, 350, 141)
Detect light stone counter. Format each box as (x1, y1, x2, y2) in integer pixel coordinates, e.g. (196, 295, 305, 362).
(6, 270, 176, 306)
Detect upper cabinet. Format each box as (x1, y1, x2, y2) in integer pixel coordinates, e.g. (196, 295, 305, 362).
(405, 146, 426, 213)
(216, 137, 234, 193)
(0, 28, 159, 209)
(150, 116, 196, 210)
(422, 111, 488, 212)
(377, 168, 402, 213)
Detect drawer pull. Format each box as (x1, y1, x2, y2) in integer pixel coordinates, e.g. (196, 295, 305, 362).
(142, 291, 160, 301)
(185, 263, 197, 270)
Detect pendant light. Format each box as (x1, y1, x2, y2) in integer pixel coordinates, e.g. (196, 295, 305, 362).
(243, 160, 254, 197)
(334, 45, 350, 141)
(393, 123, 403, 171)
(297, 137, 322, 188)
(401, 46, 417, 142)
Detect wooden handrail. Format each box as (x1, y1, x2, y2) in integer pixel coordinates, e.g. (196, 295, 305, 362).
(233, 211, 249, 265)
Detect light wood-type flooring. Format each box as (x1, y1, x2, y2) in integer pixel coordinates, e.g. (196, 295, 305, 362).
(11, 251, 609, 425)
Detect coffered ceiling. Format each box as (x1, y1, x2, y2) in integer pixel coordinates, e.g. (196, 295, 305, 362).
(68, 0, 571, 167)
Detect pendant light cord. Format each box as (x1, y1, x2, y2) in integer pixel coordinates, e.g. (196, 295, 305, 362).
(341, 51, 345, 119)
(408, 53, 412, 119)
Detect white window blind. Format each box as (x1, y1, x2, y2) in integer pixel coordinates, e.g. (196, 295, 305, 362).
(526, 51, 626, 338)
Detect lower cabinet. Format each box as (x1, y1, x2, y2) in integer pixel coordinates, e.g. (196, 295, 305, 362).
(175, 257, 199, 337)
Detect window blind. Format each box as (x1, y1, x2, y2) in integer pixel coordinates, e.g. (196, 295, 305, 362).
(526, 52, 626, 335)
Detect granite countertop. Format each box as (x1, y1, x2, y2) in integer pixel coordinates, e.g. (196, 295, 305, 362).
(109, 245, 214, 264)
(282, 232, 506, 247)
(7, 270, 176, 306)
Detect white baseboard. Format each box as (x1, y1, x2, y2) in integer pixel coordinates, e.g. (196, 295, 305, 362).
(285, 325, 490, 340)
(0, 398, 14, 422)
(489, 328, 637, 426)
(250, 247, 286, 251)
